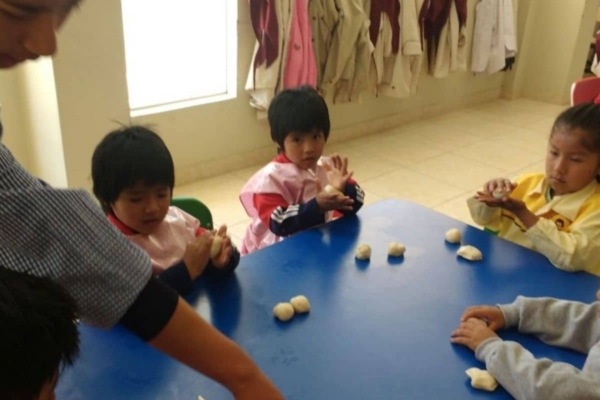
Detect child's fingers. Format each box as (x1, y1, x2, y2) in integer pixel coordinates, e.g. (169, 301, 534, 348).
(315, 179, 323, 193)
(339, 156, 347, 173)
(216, 224, 228, 237)
(461, 306, 487, 321)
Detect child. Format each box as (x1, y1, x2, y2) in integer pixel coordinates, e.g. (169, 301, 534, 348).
(92, 126, 239, 294)
(0, 266, 80, 400)
(451, 293, 600, 399)
(468, 103, 600, 275)
(239, 86, 365, 254)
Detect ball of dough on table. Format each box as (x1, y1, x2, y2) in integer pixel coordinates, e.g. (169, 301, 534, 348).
(465, 368, 498, 391)
(457, 245, 483, 261)
(290, 295, 311, 313)
(388, 242, 406, 257)
(273, 302, 295, 322)
(444, 228, 462, 244)
(355, 244, 372, 260)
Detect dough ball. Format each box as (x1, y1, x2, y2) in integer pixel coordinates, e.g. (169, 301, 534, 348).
(457, 245, 483, 261)
(273, 302, 295, 322)
(388, 242, 406, 257)
(210, 235, 223, 258)
(465, 368, 498, 391)
(444, 228, 462, 244)
(355, 244, 371, 260)
(492, 190, 505, 199)
(324, 184, 343, 196)
(290, 295, 311, 313)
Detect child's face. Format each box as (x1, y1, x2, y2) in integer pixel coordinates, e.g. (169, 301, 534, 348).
(111, 181, 171, 235)
(282, 130, 326, 170)
(0, 0, 77, 69)
(545, 128, 600, 195)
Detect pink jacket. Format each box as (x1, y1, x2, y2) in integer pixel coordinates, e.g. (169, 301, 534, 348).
(239, 157, 333, 254)
(283, 0, 318, 89)
(109, 206, 203, 273)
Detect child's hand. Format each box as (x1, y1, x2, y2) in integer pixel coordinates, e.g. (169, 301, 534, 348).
(475, 191, 527, 212)
(460, 306, 506, 331)
(183, 231, 213, 279)
(323, 154, 353, 192)
(483, 178, 517, 195)
(315, 179, 354, 212)
(450, 318, 499, 351)
(211, 225, 234, 268)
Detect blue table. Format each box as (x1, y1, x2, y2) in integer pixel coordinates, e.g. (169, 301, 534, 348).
(57, 199, 600, 399)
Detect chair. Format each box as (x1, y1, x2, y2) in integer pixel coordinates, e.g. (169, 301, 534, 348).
(570, 77, 600, 105)
(171, 197, 214, 230)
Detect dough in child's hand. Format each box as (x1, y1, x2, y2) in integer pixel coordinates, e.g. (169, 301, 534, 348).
(324, 184, 343, 196)
(445, 228, 462, 244)
(210, 235, 223, 258)
(388, 242, 406, 257)
(457, 245, 483, 261)
(355, 244, 371, 260)
(492, 190, 505, 199)
(273, 302, 295, 321)
(290, 295, 311, 313)
(465, 368, 498, 391)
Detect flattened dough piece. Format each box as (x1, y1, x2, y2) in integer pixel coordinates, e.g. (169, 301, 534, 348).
(457, 245, 483, 261)
(355, 244, 372, 260)
(290, 295, 311, 313)
(445, 228, 462, 244)
(388, 242, 406, 257)
(465, 368, 498, 391)
(273, 302, 295, 322)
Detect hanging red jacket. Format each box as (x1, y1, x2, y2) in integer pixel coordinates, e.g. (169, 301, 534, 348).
(422, 0, 466, 72)
(250, 0, 279, 69)
(369, 0, 401, 55)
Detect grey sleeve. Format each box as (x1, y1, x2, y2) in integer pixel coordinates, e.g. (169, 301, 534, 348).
(0, 144, 153, 328)
(499, 296, 600, 353)
(476, 338, 600, 400)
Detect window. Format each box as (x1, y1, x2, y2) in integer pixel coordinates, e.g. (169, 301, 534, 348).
(121, 0, 237, 117)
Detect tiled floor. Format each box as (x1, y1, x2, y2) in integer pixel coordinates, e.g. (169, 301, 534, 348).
(174, 99, 566, 247)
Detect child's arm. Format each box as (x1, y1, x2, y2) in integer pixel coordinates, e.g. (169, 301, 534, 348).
(522, 210, 600, 274)
(158, 264, 195, 295)
(254, 193, 326, 237)
(466, 196, 502, 227)
(467, 178, 517, 228)
(339, 179, 364, 215)
(499, 296, 600, 352)
(476, 338, 600, 400)
(207, 248, 240, 276)
(452, 298, 600, 400)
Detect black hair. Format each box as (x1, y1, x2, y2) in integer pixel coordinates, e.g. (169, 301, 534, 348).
(92, 125, 175, 213)
(552, 103, 600, 154)
(0, 266, 79, 400)
(268, 85, 330, 151)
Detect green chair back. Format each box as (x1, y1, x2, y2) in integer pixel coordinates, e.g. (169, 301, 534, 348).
(171, 197, 213, 230)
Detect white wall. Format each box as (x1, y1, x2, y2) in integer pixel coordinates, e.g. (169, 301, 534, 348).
(19, 59, 67, 187)
(0, 69, 30, 168)
(504, 0, 600, 103)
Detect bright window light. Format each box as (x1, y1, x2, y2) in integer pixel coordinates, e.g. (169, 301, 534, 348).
(121, 0, 237, 116)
